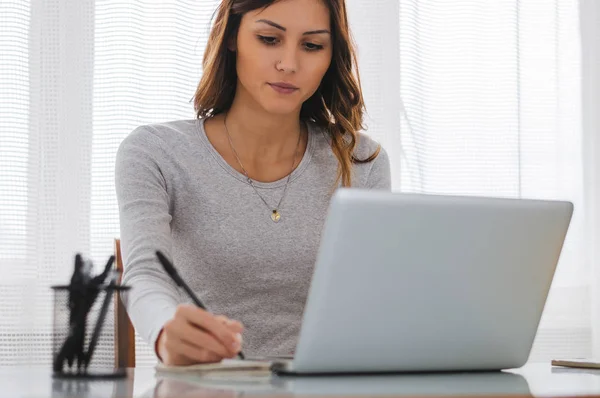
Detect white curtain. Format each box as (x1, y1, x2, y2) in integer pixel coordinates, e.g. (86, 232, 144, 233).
(349, 0, 591, 361)
(0, 0, 597, 365)
(581, 0, 600, 359)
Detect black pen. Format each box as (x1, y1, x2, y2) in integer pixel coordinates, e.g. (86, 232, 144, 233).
(155, 250, 245, 360)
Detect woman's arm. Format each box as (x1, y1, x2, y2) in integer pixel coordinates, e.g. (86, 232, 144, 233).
(115, 126, 182, 355)
(115, 126, 243, 364)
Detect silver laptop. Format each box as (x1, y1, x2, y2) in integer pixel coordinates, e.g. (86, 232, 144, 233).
(272, 189, 573, 374)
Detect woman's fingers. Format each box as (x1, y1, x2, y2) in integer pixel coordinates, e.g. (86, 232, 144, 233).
(177, 305, 242, 355)
(158, 304, 245, 365)
(171, 318, 237, 359)
(214, 315, 244, 348)
(164, 334, 224, 364)
(215, 315, 244, 334)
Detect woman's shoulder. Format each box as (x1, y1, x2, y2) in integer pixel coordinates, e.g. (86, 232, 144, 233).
(355, 132, 386, 160)
(119, 119, 200, 150)
(307, 122, 390, 189)
(307, 121, 386, 159)
(117, 119, 205, 164)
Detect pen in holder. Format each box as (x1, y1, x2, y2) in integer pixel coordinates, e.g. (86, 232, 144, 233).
(51, 254, 130, 379)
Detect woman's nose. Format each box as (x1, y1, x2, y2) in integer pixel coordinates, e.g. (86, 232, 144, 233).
(276, 47, 298, 73)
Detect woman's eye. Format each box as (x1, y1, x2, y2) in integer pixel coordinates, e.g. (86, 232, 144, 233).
(258, 35, 278, 45)
(304, 42, 324, 51)
(257, 35, 323, 51)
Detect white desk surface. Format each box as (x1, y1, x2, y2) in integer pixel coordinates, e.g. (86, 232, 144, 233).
(3, 362, 600, 398)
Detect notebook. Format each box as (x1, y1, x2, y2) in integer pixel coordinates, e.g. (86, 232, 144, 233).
(155, 359, 273, 376)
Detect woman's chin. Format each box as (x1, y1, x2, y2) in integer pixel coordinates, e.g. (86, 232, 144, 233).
(261, 101, 302, 116)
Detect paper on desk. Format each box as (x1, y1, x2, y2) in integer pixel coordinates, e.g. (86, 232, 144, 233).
(155, 359, 272, 375)
(155, 359, 274, 389)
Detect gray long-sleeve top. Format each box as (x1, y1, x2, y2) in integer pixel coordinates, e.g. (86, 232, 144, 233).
(115, 117, 391, 358)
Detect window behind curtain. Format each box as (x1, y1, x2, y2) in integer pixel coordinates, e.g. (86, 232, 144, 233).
(0, 0, 31, 362)
(398, 0, 584, 360)
(0, 2, 29, 271)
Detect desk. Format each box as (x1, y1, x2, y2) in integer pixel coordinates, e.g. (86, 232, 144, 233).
(3, 363, 600, 397)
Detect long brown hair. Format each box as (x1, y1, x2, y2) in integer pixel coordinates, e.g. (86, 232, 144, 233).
(193, 0, 380, 187)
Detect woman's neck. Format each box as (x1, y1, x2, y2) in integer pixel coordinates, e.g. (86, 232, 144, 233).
(225, 93, 303, 162)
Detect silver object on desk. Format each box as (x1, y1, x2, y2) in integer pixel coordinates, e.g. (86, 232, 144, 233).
(274, 189, 573, 374)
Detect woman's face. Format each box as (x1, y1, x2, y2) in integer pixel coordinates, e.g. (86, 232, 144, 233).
(233, 0, 333, 115)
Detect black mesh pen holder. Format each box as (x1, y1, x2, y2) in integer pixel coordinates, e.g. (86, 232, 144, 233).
(51, 284, 130, 379)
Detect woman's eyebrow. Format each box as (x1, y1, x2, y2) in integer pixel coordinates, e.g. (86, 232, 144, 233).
(255, 19, 331, 35)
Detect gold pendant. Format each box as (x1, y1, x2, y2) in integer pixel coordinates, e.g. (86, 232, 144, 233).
(271, 210, 281, 222)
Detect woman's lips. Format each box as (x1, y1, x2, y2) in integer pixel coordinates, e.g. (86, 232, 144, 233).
(268, 82, 299, 95)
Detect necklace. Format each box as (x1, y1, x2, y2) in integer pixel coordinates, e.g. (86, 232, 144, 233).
(223, 114, 302, 223)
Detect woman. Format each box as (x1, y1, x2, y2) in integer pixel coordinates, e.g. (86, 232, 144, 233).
(115, 0, 391, 366)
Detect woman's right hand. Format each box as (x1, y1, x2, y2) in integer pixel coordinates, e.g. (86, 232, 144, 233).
(156, 304, 244, 366)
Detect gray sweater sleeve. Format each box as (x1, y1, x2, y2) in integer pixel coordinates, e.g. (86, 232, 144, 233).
(367, 147, 392, 190)
(115, 127, 181, 355)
